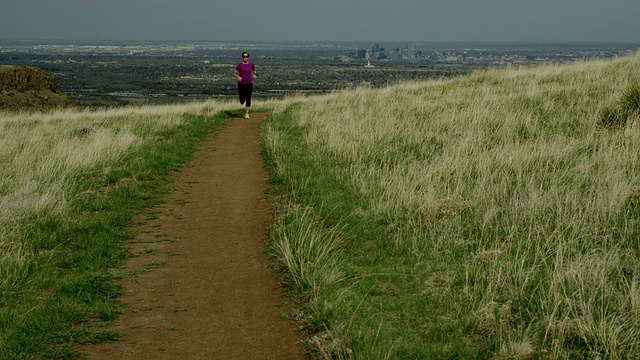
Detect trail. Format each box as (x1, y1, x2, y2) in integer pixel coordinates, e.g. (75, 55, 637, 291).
(79, 113, 309, 359)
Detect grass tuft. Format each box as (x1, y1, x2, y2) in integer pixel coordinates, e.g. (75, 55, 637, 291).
(620, 83, 640, 115)
(598, 105, 628, 129)
(598, 83, 640, 129)
(271, 206, 346, 297)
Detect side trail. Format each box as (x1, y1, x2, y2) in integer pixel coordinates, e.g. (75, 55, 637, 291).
(80, 113, 309, 359)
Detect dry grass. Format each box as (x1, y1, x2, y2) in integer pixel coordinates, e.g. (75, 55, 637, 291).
(0, 98, 238, 287)
(264, 52, 640, 357)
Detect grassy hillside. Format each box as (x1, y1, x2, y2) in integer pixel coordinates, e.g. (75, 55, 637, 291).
(0, 101, 239, 359)
(1, 52, 639, 358)
(262, 53, 640, 358)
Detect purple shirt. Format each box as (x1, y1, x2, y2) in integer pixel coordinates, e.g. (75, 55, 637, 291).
(236, 62, 255, 84)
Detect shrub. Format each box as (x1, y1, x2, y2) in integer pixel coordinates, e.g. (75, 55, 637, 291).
(598, 105, 628, 129)
(598, 84, 640, 129)
(620, 83, 640, 116)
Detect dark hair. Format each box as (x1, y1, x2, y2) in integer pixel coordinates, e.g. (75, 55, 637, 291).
(242, 52, 250, 57)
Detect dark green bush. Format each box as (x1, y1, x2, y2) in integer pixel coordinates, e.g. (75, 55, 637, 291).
(598, 105, 628, 129)
(598, 84, 640, 129)
(620, 84, 640, 116)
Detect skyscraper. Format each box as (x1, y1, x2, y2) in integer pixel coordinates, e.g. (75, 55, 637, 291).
(405, 43, 415, 59)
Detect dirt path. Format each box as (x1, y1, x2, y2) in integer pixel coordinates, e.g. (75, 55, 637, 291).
(79, 113, 309, 359)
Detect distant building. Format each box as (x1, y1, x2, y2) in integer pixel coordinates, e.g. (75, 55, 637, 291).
(406, 43, 415, 59)
(389, 48, 401, 61)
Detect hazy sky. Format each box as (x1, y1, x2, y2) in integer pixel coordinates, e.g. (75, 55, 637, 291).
(1, 0, 639, 43)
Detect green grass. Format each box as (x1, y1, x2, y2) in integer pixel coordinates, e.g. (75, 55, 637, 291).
(263, 106, 484, 358)
(0, 101, 233, 359)
(262, 53, 640, 358)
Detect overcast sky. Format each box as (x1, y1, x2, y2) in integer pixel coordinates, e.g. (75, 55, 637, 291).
(1, 0, 639, 43)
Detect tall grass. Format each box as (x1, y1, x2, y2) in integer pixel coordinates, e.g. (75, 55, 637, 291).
(263, 53, 640, 358)
(0, 100, 237, 359)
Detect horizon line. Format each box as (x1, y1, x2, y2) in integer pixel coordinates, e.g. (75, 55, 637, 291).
(2, 38, 640, 45)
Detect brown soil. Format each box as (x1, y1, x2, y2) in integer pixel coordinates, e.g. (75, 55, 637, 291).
(79, 113, 309, 359)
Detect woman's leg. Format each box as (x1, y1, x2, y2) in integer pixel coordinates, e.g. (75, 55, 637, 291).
(244, 84, 253, 118)
(238, 84, 246, 105)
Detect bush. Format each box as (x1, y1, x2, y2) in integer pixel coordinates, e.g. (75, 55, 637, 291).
(598, 105, 628, 129)
(598, 84, 640, 129)
(620, 83, 640, 116)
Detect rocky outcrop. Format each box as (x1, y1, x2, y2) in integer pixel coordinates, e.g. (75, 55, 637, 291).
(0, 65, 78, 112)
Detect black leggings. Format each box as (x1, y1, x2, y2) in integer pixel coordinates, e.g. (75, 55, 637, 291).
(238, 83, 253, 107)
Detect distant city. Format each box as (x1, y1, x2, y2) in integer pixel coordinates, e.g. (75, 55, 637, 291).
(2, 40, 638, 65)
(356, 43, 419, 61)
(344, 42, 639, 66)
(1, 40, 639, 106)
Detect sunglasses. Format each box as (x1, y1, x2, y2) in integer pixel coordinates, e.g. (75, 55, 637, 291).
(242, 55, 249, 58)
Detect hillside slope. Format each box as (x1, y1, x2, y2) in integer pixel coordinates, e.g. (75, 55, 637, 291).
(0, 65, 78, 112)
(262, 53, 640, 358)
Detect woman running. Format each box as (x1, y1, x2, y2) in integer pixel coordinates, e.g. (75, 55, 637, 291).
(233, 51, 257, 119)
